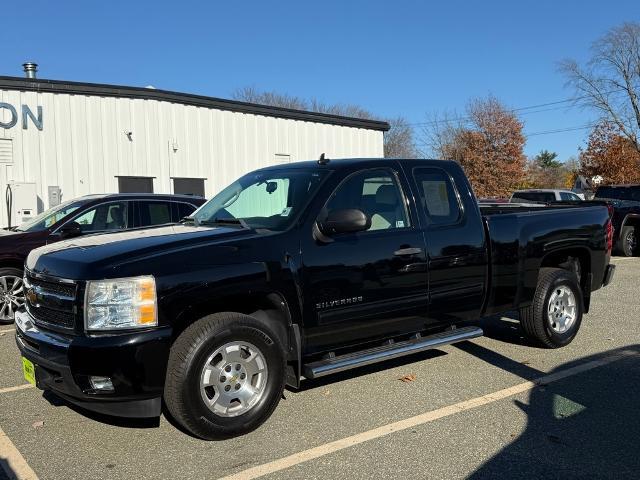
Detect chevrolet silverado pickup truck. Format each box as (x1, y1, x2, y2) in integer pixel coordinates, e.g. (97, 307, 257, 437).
(15, 158, 615, 439)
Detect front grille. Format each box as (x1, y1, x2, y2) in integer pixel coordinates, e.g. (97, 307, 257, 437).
(29, 304, 75, 329)
(25, 272, 77, 331)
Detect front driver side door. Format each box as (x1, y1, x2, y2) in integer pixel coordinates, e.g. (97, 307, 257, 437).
(301, 167, 429, 353)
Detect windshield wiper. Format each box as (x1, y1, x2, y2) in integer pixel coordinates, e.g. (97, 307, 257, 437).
(199, 218, 248, 228)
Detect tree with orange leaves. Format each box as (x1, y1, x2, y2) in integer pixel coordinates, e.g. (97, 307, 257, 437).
(425, 96, 527, 197)
(580, 121, 640, 184)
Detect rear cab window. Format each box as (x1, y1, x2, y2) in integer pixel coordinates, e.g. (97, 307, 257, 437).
(412, 168, 461, 225)
(595, 186, 640, 201)
(512, 192, 556, 203)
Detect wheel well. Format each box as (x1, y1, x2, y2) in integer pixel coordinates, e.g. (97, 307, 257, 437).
(622, 215, 640, 231)
(171, 293, 294, 352)
(540, 248, 590, 281)
(0, 258, 25, 272)
(540, 248, 591, 311)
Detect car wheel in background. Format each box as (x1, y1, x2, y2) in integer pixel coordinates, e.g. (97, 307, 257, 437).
(616, 226, 637, 257)
(0, 267, 24, 324)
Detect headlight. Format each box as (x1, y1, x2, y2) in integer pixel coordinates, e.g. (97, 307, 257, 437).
(85, 276, 157, 331)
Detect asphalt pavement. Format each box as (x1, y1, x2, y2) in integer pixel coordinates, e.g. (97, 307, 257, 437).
(0, 258, 638, 480)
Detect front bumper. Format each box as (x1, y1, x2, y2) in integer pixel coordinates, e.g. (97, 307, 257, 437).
(15, 309, 172, 418)
(603, 264, 616, 287)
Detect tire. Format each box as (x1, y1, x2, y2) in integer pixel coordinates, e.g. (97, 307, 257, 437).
(0, 267, 24, 325)
(164, 312, 286, 440)
(519, 268, 584, 348)
(616, 226, 637, 257)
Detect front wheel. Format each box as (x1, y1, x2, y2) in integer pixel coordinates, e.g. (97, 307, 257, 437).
(164, 312, 286, 439)
(0, 267, 24, 324)
(519, 268, 584, 348)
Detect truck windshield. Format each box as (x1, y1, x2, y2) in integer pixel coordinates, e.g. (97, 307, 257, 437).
(595, 186, 640, 201)
(15, 199, 87, 232)
(192, 169, 328, 231)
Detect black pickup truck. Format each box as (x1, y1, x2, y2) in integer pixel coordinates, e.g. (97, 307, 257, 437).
(15, 158, 615, 439)
(593, 184, 640, 256)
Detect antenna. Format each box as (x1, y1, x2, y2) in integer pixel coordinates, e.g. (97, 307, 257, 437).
(318, 153, 330, 165)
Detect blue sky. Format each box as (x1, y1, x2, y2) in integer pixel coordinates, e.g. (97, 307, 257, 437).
(2, 0, 637, 160)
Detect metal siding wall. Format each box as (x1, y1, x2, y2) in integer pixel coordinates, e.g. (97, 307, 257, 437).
(0, 88, 384, 226)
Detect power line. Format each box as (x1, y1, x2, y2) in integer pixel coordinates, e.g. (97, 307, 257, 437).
(525, 123, 596, 137)
(408, 89, 625, 128)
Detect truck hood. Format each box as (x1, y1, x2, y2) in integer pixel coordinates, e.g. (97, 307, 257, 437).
(26, 224, 256, 279)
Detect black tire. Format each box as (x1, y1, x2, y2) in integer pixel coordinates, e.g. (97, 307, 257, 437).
(519, 268, 584, 348)
(164, 312, 286, 440)
(616, 226, 637, 257)
(0, 267, 24, 325)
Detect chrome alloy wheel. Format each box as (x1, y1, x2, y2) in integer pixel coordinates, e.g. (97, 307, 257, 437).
(200, 341, 269, 417)
(547, 286, 577, 334)
(626, 229, 637, 253)
(0, 275, 24, 322)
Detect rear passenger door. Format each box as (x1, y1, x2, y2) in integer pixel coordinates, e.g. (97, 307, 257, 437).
(409, 165, 487, 324)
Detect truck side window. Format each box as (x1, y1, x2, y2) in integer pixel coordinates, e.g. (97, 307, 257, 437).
(324, 169, 409, 231)
(413, 168, 460, 225)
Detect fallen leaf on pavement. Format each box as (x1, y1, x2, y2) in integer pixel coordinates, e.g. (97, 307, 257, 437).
(399, 374, 417, 383)
(32, 420, 44, 429)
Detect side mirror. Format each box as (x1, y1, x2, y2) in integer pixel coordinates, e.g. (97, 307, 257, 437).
(319, 209, 371, 236)
(58, 221, 82, 238)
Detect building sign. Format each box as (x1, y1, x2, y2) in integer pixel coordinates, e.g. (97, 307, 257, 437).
(0, 103, 43, 130)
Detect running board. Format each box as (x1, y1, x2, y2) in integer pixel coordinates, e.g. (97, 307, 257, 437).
(303, 326, 483, 379)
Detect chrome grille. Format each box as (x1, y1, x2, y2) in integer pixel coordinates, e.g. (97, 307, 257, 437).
(24, 273, 77, 331)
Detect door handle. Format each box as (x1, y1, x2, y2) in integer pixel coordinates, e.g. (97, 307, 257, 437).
(394, 247, 423, 256)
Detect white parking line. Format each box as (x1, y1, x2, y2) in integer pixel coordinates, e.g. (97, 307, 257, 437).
(0, 328, 15, 335)
(0, 422, 39, 480)
(220, 350, 637, 480)
(0, 384, 34, 395)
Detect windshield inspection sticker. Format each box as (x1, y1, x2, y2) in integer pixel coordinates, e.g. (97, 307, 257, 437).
(280, 207, 292, 216)
(396, 220, 405, 228)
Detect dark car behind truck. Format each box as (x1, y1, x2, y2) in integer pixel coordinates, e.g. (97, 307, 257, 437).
(0, 193, 205, 324)
(15, 158, 615, 439)
(594, 184, 640, 256)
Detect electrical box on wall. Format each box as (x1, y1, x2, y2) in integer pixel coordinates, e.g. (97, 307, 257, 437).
(7, 182, 38, 227)
(48, 186, 62, 207)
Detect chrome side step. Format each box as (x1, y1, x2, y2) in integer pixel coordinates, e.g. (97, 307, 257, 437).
(303, 326, 483, 379)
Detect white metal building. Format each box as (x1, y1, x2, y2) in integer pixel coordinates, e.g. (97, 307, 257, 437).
(0, 68, 388, 227)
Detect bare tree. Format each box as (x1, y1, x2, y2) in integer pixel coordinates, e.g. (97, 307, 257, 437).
(559, 22, 640, 152)
(384, 117, 418, 158)
(232, 86, 417, 158)
(418, 110, 466, 159)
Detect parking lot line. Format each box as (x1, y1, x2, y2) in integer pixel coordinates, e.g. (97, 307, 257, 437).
(0, 384, 34, 395)
(0, 328, 15, 335)
(220, 350, 637, 480)
(0, 423, 39, 480)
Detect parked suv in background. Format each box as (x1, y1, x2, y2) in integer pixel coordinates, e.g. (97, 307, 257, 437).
(594, 184, 640, 256)
(510, 189, 583, 203)
(0, 193, 206, 323)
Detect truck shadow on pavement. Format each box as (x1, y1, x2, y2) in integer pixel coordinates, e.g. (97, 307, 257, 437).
(459, 343, 640, 479)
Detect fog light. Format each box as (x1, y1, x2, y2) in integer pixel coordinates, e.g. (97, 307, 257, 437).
(89, 376, 114, 392)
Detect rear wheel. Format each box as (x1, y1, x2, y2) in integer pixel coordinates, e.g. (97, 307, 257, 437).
(519, 268, 583, 348)
(164, 312, 286, 439)
(0, 267, 24, 324)
(616, 226, 637, 257)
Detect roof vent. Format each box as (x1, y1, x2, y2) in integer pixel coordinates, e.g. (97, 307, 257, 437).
(23, 62, 38, 79)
